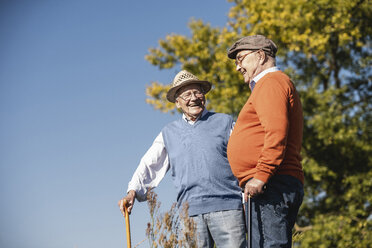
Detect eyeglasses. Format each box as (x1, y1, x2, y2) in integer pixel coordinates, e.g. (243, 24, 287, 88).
(235, 50, 258, 66)
(177, 90, 204, 101)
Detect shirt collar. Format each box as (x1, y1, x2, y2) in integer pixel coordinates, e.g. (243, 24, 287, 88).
(252, 66, 280, 84)
(182, 108, 208, 125)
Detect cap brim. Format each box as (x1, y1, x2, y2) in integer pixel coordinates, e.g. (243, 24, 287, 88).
(227, 48, 245, 59)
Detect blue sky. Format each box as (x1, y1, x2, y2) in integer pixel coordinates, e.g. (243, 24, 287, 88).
(0, 0, 234, 247)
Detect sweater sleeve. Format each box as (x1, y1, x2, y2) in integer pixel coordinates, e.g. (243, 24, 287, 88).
(252, 76, 290, 183)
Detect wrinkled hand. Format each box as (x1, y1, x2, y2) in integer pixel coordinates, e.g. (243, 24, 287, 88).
(244, 178, 265, 201)
(118, 190, 136, 216)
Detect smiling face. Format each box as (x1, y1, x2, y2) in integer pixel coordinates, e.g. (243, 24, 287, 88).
(235, 50, 261, 85)
(175, 83, 205, 121)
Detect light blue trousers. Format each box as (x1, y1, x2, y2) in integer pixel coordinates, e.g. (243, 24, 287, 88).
(191, 209, 246, 248)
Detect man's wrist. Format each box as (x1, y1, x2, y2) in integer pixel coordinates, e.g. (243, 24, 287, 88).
(128, 190, 136, 198)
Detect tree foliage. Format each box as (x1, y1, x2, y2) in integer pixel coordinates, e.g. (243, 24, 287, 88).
(144, 0, 372, 246)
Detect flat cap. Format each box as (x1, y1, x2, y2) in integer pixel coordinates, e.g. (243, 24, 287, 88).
(227, 35, 278, 59)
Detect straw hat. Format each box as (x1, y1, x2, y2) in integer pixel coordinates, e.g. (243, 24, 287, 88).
(166, 70, 212, 103)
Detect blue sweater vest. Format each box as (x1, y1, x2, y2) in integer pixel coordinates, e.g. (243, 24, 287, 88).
(162, 112, 242, 216)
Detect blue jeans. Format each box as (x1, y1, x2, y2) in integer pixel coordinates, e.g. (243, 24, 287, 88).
(250, 175, 304, 248)
(191, 209, 246, 248)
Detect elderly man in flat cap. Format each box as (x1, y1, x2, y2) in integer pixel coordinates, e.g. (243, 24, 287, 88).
(226, 35, 304, 247)
(118, 70, 246, 247)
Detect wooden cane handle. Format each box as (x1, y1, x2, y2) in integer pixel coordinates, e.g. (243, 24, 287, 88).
(122, 199, 131, 248)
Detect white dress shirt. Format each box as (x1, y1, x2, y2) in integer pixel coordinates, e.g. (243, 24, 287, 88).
(252, 66, 280, 84)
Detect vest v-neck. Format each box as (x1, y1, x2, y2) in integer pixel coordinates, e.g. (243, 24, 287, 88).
(181, 111, 212, 128)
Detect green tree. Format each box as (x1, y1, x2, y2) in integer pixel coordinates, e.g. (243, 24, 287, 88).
(144, 0, 372, 246)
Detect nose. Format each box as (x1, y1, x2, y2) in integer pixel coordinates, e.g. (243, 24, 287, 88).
(235, 63, 242, 71)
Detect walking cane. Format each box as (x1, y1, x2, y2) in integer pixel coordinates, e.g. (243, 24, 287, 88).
(245, 194, 252, 248)
(122, 199, 132, 248)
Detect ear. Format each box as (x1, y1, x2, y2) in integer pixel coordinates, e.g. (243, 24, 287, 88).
(258, 50, 267, 65)
(175, 99, 181, 109)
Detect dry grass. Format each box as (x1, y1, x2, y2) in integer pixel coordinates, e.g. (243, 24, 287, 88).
(145, 190, 197, 248)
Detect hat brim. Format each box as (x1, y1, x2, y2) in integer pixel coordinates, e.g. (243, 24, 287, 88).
(166, 79, 212, 103)
(228, 44, 261, 59)
(227, 47, 248, 59)
(228, 45, 275, 59)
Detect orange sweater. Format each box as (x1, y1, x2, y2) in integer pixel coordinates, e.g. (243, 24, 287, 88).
(227, 71, 304, 187)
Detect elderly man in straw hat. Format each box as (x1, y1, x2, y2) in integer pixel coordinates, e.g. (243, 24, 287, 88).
(227, 35, 304, 247)
(118, 70, 246, 247)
